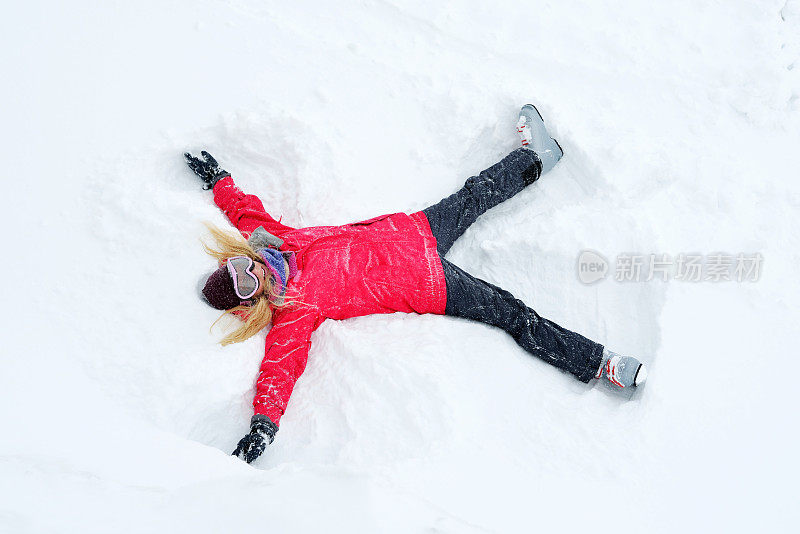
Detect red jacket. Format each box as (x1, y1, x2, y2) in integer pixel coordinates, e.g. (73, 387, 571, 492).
(213, 176, 447, 425)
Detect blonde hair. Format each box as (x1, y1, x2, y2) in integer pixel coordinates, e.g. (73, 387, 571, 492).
(201, 222, 284, 346)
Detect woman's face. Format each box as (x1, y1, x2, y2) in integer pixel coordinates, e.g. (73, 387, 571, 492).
(251, 260, 269, 298)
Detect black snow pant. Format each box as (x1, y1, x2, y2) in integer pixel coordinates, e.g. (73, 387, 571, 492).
(422, 148, 603, 383)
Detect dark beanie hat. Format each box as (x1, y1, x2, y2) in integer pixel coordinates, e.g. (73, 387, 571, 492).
(202, 265, 242, 310)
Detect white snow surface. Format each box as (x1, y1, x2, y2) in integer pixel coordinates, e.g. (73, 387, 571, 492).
(2, 1, 799, 532)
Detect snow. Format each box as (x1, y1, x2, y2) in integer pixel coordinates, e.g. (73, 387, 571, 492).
(2, 0, 799, 532)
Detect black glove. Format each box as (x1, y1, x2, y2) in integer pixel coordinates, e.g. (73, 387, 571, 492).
(183, 150, 231, 190)
(232, 415, 278, 464)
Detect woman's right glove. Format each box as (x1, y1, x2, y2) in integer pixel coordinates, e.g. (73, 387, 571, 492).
(232, 415, 279, 464)
(183, 150, 231, 190)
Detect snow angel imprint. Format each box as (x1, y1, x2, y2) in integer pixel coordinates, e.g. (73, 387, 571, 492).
(185, 104, 648, 464)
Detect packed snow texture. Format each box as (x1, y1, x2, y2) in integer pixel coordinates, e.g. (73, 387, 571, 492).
(2, 1, 799, 532)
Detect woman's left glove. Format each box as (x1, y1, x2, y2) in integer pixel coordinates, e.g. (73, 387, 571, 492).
(232, 415, 278, 464)
(183, 150, 231, 190)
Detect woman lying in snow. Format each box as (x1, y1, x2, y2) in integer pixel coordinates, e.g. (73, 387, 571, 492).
(185, 104, 647, 464)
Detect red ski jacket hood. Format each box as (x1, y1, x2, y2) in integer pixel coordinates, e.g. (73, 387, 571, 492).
(213, 176, 446, 425)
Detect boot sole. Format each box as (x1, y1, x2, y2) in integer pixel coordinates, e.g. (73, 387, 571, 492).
(633, 364, 647, 387)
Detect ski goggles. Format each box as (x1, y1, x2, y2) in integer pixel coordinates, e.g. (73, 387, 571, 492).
(226, 255, 261, 300)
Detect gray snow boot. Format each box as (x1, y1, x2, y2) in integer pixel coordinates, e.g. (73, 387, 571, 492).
(595, 349, 648, 388)
(516, 104, 564, 174)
